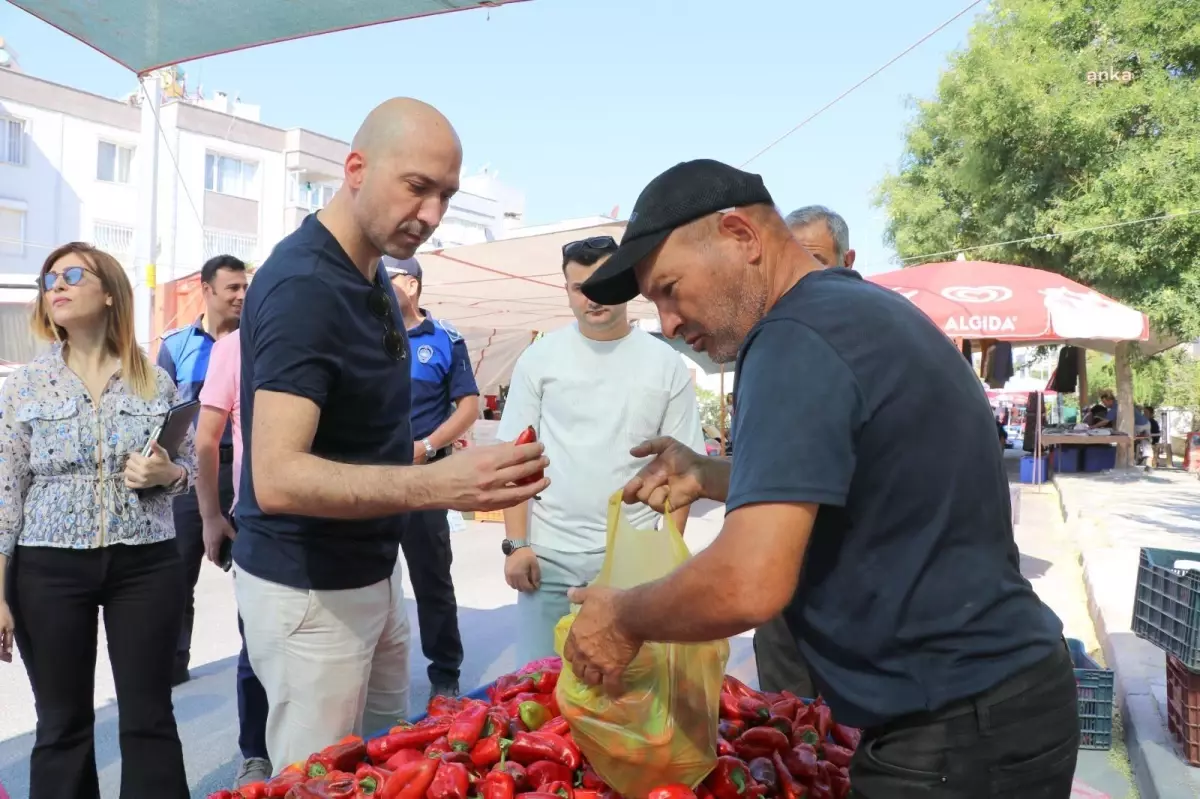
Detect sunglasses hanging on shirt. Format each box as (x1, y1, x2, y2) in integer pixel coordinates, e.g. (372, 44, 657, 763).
(367, 280, 407, 362)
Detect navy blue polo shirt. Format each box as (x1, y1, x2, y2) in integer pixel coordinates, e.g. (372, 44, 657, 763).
(233, 214, 413, 591)
(408, 312, 479, 441)
(727, 268, 1063, 730)
(157, 320, 234, 447)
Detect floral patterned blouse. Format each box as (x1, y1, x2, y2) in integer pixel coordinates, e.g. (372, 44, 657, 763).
(0, 343, 195, 557)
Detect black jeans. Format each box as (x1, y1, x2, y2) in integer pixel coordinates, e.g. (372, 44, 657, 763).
(400, 508, 463, 686)
(173, 458, 234, 673)
(753, 614, 815, 698)
(10, 541, 189, 799)
(850, 642, 1079, 798)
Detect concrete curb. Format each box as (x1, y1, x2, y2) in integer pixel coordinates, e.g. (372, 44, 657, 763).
(1057, 476, 1200, 799)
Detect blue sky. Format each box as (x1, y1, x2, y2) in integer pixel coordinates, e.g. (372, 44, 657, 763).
(1, 0, 983, 274)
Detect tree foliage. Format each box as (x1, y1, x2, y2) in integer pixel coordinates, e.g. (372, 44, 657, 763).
(876, 0, 1200, 338)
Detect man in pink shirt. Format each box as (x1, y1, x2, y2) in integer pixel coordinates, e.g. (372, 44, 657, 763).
(197, 333, 271, 788)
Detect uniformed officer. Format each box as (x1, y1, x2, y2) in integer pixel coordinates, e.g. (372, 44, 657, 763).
(385, 256, 480, 699)
(156, 254, 248, 685)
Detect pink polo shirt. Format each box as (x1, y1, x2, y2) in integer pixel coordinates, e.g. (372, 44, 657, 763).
(198, 333, 242, 505)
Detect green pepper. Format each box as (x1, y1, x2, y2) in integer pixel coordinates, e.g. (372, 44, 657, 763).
(518, 700, 551, 731)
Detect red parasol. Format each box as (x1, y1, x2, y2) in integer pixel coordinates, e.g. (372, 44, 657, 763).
(867, 261, 1149, 343)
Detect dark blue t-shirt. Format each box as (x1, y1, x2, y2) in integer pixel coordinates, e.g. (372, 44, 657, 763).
(727, 268, 1063, 729)
(408, 313, 479, 442)
(233, 214, 413, 591)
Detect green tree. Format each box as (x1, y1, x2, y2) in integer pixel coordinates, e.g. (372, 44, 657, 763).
(695, 386, 725, 430)
(876, 0, 1200, 338)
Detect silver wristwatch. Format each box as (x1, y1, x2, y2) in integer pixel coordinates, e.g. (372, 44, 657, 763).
(502, 539, 530, 557)
(422, 438, 436, 461)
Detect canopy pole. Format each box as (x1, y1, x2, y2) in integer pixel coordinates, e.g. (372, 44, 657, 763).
(1077, 347, 1088, 410)
(719, 365, 727, 455)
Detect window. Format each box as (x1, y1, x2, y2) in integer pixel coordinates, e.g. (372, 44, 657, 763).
(205, 153, 258, 198)
(1, 116, 25, 166)
(0, 205, 26, 256)
(96, 141, 134, 183)
(288, 172, 336, 210)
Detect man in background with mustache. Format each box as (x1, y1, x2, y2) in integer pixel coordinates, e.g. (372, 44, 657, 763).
(496, 235, 706, 665)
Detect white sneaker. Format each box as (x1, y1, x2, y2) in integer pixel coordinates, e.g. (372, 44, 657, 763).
(235, 757, 273, 788)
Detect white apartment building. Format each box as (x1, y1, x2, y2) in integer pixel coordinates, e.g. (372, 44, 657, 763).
(0, 64, 525, 281)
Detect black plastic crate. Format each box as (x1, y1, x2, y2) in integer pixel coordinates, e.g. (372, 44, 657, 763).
(1069, 638, 1114, 750)
(1132, 547, 1200, 670)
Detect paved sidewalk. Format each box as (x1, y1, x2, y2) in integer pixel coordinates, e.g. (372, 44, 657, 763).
(1056, 469, 1200, 799)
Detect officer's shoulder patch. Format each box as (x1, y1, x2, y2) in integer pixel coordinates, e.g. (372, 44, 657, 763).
(436, 319, 463, 343)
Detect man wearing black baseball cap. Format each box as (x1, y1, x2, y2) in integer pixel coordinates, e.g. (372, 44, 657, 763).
(564, 160, 1079, 796)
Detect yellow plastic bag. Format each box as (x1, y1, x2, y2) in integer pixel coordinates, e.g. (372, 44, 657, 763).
(554, 491, 730, 798)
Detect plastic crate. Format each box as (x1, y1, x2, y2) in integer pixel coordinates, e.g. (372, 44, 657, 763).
(1055, 446, 1082, 474)
(474, 510, 505, 523)
(1068, 638, 1114, 750)
(1131, 547, 1200, 670)
(1020, 455, 1047, 484)
(1083, 445, 1117, 472)
(1165, 654, 1200, 765)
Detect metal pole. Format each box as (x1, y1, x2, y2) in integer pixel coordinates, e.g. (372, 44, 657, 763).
(134, 74, 162, 348)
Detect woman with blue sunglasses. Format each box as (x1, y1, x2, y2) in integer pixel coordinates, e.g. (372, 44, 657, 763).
(0, 242, 194, 798)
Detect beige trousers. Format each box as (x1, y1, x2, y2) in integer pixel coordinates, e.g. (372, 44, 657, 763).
(234, 560, 411, 771)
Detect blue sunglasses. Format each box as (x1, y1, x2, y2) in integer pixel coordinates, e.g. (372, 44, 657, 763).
(40, 266, 90, 291)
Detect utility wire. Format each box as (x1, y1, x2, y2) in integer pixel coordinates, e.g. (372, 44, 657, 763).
(740, 0, 986, 168)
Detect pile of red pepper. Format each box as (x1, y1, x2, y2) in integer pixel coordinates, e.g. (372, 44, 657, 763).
(711, 675, 859, 799)
(205, 661, 861, 799)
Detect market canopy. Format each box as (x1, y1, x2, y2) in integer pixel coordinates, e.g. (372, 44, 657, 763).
(867, 261, 1155, 351)
(11, 0, 526, 74)
(418, 222, 658, 331)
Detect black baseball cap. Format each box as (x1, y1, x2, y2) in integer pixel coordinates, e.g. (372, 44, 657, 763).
(382, 256, 422, 280)
(581, 159, 774, 306)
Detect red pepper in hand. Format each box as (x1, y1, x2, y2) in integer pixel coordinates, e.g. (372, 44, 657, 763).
(480, 771, 517, 799)
(427, 761, 470, 799)
(447, 702, 490, 752)
(525, 761, 573, 789)
(647, 786, 697, 799)
(507, 731, 580, 770)
(307, 737, 368, 778)
(491, 761, 529, 791)
(822, 743, 854, 769)
(830, 724, 861, 751)
(381, 759, 439, 799)
(513, 426, 544, 486)
(368, 720, 452, 761)
(705, 756, 752, 799)
(264, 769, 307, 797)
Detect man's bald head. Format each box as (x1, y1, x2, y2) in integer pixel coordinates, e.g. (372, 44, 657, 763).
(351, 98, 461, 162)
(341, 98, 463, 261)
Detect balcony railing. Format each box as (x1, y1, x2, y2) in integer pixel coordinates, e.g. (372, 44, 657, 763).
(92, 222, 135, 264)
(203, 229, 258, 264)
